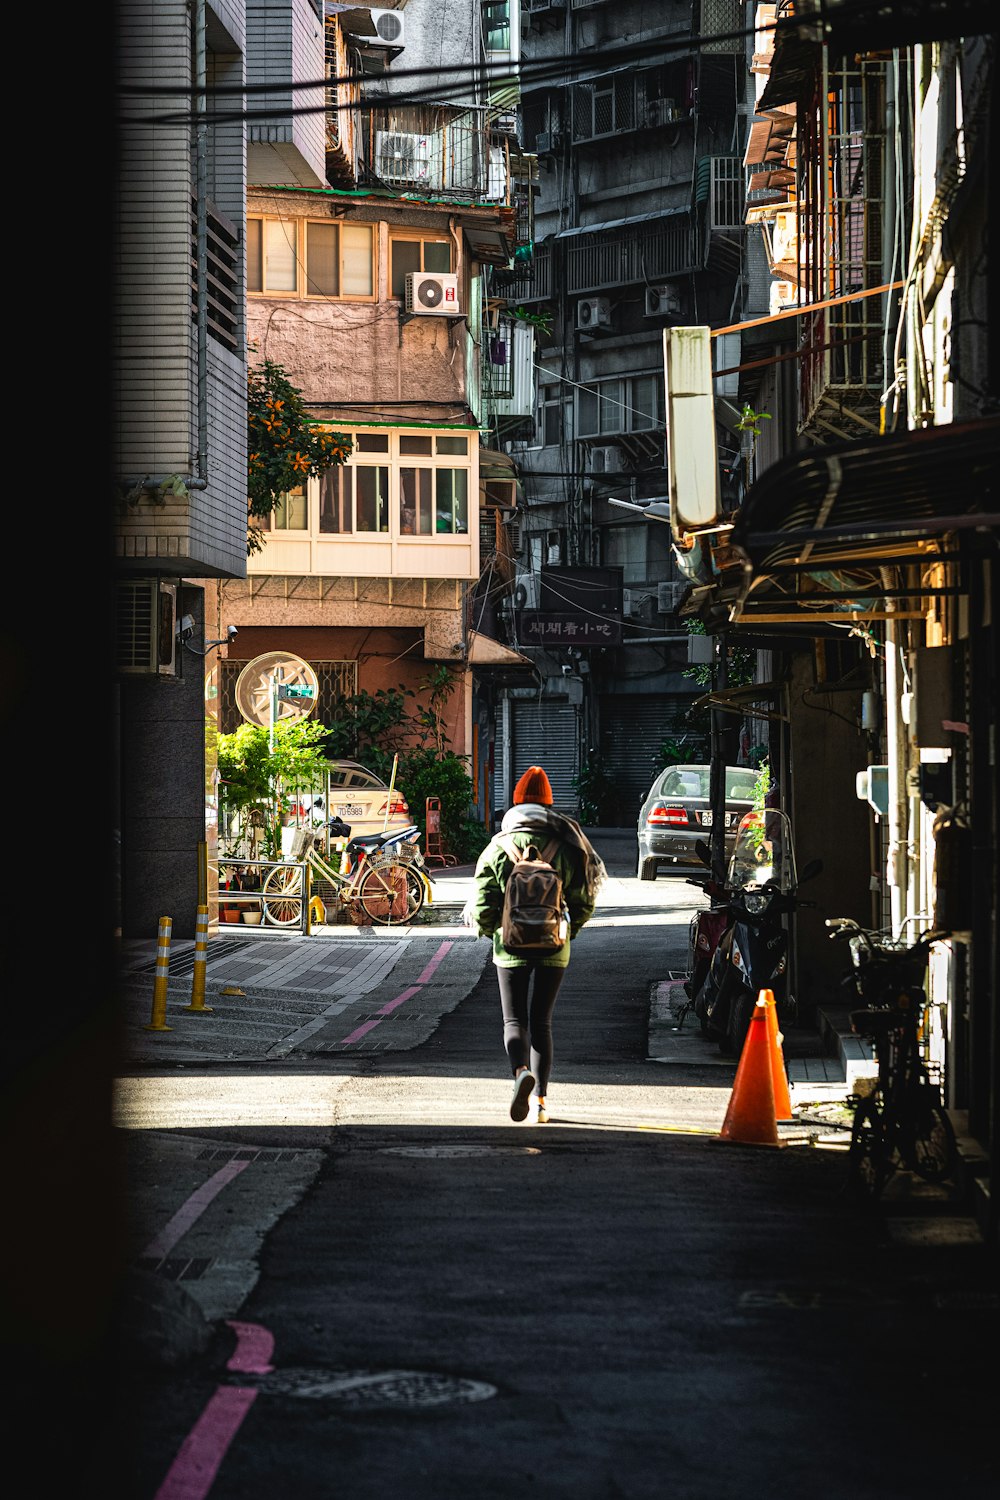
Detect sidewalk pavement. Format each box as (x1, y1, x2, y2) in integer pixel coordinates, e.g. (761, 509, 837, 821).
(116, 858, 871, 1102)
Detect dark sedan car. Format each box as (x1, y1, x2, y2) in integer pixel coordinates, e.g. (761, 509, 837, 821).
(636, 763, 759, 879)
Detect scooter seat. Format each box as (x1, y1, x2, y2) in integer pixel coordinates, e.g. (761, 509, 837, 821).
(346, 825, 421, 853)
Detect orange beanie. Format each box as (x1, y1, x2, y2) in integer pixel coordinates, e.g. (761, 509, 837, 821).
(513, 766, 553, 805)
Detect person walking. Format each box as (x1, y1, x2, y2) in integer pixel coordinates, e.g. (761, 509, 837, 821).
(467, 766, 606, 1124)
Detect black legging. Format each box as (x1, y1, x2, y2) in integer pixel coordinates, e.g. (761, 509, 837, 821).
(496, 964, 566, 1097)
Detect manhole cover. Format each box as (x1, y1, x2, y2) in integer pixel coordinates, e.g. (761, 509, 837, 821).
(379, 1145, 541, 1158)
(253, 1368, 497, 1408)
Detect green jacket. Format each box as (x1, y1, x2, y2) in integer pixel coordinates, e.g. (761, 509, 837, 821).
(470, 823, 597, 968)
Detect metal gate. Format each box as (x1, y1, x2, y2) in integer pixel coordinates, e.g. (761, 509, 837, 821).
(597, 694, 708, 822)
(511, 696, 580, 813)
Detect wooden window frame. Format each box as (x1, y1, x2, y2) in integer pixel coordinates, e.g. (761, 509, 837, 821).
(247, 215, 376, 302)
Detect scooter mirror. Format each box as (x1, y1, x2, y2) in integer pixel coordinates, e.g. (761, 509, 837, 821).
(799, 857, 823, 884)
(694, 838, 712, 869)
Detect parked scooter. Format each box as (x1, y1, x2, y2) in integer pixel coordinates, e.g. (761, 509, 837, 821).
(693, 809, 822, 1056)
(683, 846, 732, 1013)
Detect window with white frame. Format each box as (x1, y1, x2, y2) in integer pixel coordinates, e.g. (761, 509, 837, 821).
(259, 485, 307, 531)
(308, 431, 473, 538)
(576, 373, 662, 438)
(247, 215, 375, 299)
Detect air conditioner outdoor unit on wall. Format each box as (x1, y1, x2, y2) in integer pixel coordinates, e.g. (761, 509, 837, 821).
(645, 284, 681, 318)
(577, 296, 611, 331)
(513, 573, 540, 610)
(115, 578, 177, 677)
(368, 9, 405, 47)
(405, 272, 461, 315)
(622, 588, 647, 619)
(657, 581, 684, 614)
(589, 445, 619, 475)
(375, 130, 437, 184)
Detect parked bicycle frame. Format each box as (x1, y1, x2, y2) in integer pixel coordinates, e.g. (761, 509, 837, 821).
(826, 917, 957, 1202)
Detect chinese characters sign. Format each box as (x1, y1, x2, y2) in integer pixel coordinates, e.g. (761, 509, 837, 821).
(520, 611, 622, 645)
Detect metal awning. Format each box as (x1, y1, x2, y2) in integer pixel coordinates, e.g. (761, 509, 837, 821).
(553, 206, 691, 239)
(692, 681, 788, 723)
(467, 631, 535, 672)
(732, 417, 1000, 581)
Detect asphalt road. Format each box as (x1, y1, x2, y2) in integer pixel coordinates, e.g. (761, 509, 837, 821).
(23, 832, 1000, 1497)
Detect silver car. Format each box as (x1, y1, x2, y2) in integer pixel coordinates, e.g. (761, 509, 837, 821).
(636, 763, 758, 880)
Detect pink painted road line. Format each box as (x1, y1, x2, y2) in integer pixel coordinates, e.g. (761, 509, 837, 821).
(154, 1387, 257, 1500)
(142, 1159, 251, 1260)
(417, 941, 454, 984)
(226, 1319, 275, 1375)
(337, 941, 454, 1045)
(154, 1323, 274, 1500)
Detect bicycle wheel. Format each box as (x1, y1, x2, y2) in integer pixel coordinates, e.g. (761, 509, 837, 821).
(358, 863, 424, 926)
(911, 1096, 958, 1182)
(262, 865, 303, 927)
(849, 1098, 888, 1202)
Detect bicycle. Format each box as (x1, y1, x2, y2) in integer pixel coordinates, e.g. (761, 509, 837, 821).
(259, 827, 432, 928)
(825, 918, 957, 1202)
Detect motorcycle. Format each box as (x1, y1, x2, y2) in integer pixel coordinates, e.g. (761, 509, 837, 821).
(683, 846, 732, 1010)
(692, 809, 822, 1057)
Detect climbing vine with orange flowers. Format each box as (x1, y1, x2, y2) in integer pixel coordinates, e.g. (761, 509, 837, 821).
(247, 358, 352, 554)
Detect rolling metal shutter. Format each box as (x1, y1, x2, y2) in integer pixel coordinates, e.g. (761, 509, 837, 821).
(512, 697, 580, 812)
(597, 695, 709, 820)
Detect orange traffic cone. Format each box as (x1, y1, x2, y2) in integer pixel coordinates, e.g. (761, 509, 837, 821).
(719, 998, 783, 1148)
(760, 989, 794, 1122)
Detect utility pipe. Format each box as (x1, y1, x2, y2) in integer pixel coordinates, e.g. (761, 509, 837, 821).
(194, 0, 209, 484)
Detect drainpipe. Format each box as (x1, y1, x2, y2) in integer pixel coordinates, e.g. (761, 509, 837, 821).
(882, 569, 907, 936)
(194, 0, 209, 485)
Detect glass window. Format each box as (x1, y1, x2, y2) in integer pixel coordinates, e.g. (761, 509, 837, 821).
(356, 467, 389, 532)
(390, 237, 452, 297)
(265, 218, 297, 292)
(247, 219, 263, 293)
(577, 385, 599, 437)
(306, 221, 338, 296)
(341, 223, 373, 296)
(599, 379, 624, 435)
(435, 469, 469, 533)
(273, 485, 307, 530)
(400, 468, 434, 534)
(436, 435, 467, 454)
(356, 433, 389, 452)
(400, 435, 433, 455)
(319, 467, 351, 533)
(630, 375, 658, 430)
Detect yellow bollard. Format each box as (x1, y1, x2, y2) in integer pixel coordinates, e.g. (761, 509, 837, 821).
(145, 916, 174, 1032)
(184, 905, 213, 1013)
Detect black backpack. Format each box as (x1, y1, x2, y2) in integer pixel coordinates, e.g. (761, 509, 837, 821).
(496, 835, 569, 953)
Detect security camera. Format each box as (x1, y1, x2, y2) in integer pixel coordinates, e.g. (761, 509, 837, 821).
(561, 663, 573, 676)
(226, 625, 238, 639)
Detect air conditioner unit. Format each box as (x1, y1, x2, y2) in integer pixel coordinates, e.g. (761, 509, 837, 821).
(657, 581, 684, 614)
(589, 445, 619, 475)
(512, 573, 540, 610)
(644, 284, 681, 318)
(405, 272, 461, 315)
(368, 9, 405, 47)
(622, 589, 646, 619)
(576, 296, 611, 332)
(536, 130, 562, 154)
(115, 578, 177, 677)
(646, 98, 677, 128)
(375, 130, 438, 185)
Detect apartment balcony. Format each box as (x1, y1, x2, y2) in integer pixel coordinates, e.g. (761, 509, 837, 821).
(559, 209, 697, 294)
(482, 319, 536, 433)
(324, 11, 361, 188)
(246, 0, 327, 188)
(359, 104, 495, 201)
(696, 155, 744, 273)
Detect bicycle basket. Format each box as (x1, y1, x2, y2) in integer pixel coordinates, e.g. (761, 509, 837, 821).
(399, 841, 420, 862)
(288, 828, 316, 860)
(850, 1007, 901, 1039)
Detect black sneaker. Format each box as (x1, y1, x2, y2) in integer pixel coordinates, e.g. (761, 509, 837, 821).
(510, 1070, 535, 1122)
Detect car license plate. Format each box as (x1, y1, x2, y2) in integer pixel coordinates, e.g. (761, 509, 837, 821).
(337, 804, 364, 818)
(702, 811, 713, 827)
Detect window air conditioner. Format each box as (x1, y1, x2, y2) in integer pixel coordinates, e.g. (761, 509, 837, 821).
(657, 581, 684, 614)
(644, 284, 681, 318)
(512, 573, 540, 610)
(405, 272, 461, 315)
(368, 9, 405, 46)
(375, 130, 437, 184)
(646, 98, 677, 127)
(115, 578, 177, 677)
(576, 296, 611, 331)
(589, 445, 619, 475)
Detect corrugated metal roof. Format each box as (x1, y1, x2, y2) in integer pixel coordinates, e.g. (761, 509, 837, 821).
(553, 206, 691, 239)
